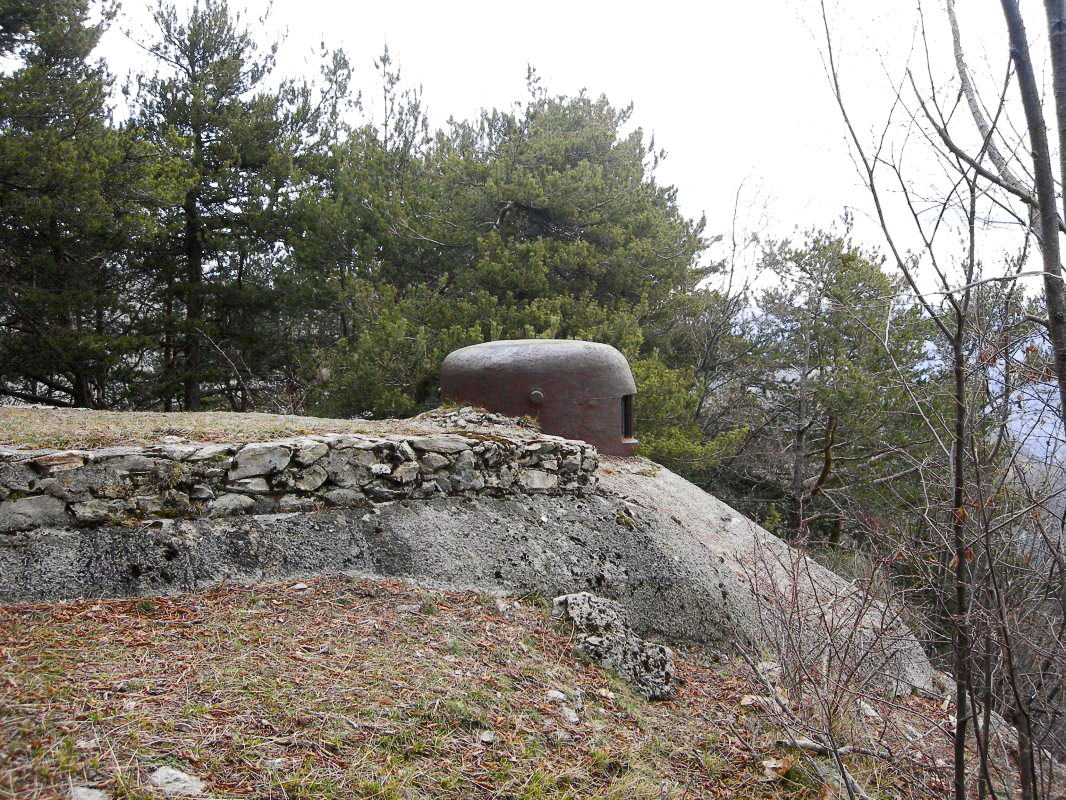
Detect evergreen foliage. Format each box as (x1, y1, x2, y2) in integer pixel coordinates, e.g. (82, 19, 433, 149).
(0, 0, 179, 408)
(0, 0, 935, 498)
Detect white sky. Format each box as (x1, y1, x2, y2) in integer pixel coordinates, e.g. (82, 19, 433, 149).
(100, 0, 1046, 275)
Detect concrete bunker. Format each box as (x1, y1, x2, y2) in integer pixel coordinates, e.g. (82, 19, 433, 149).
(440, 339, 638, 456)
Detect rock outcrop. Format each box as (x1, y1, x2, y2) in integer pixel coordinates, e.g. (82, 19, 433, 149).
(553, 592, 676, 699)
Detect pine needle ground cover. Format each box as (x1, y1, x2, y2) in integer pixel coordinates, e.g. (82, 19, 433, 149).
(2, 577, 970, 799)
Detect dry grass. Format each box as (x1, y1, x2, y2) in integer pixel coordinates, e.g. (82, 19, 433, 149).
(0, 407, 524, 451)
(1, 576, 976, 799)
(0, 407, 538, 451)
(0, 408, 389, 450)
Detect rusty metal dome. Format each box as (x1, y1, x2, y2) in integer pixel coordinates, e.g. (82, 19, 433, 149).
(440, 339, 638, 456)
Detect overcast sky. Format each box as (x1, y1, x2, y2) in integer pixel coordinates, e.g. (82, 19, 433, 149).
(100, 0, 1042, 272)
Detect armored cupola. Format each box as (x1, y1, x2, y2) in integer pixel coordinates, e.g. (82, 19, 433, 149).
(440, 339, 638, 456)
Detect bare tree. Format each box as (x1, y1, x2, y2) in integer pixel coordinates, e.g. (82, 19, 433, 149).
(817, 3, 1066, 798)
(1000, 0, 1066, 426)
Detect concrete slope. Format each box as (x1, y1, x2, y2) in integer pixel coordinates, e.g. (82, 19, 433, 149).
(600, 459, 934, 692)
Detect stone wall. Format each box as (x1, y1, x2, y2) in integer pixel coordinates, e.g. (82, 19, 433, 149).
(0, 432, 598, 533)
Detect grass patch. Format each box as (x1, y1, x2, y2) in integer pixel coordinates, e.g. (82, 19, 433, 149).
(1, 576, 963, 799)
(0, 406, 546, 450)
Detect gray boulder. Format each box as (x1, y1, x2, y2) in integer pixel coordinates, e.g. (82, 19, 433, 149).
(207, 492, 255, 516)
(553, 592, 676, 699)
(0, 494, 68, 532)
(228, 442, 291, 480)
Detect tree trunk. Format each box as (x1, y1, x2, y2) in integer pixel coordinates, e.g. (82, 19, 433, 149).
(788, 313, 814, 540)
(70, 371, 92, 409)
(787, 416, 808, 540)
(951, 324, 972, 800)
(183, 187, 203, 411)
(1044, 0, 1066, 426)
(1003, 0, 1066, 425)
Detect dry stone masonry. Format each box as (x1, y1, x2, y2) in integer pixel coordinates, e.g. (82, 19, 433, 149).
(0, 431, 598, 533)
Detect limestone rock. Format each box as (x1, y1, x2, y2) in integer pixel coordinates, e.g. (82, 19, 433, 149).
(134, 496, 164, 515)
(69, 788, 110, 800)
(292, 439, 329, 467)
(228, 442, 291, 480)
(187, 443, 236, 462)
(149, 766, 205, 796)
(252, 496, 279, 514)
(208, 493, 255, 516)
(411, 481, 443, 499)
(477, 442, 503, 467)
(331, 434, 377, 450)
(519, 469, 558, 492)
(388, 461, 420, 484)
(278, 494, 316, 513)
(227, 477, 271, 495)
(293, 464, 328, 492)
(323, 488, 368, 507)
(0, 494, 68, 533)
(34, 473, 80, 501)
(149, 443, 200, 460)
(496, 463, 517, 489)
(348, 447, 380, 467)
(365, 480, 407, 502)
(450, 468, 484, 492)
(559, 705, 580, 724)
(30, 451, 87, 473)
(0, 461, 35, 492)
(410, 435, 475, 454)
(70, 499, 125, 524)
(325, 450, 371, 487)
(87, 446, 143, 462)
(419, 452, 450, 472)
(95, 454, 157, 474)
(559, 452, 582, 474)
(189, 484, 215, 500)
(163, 490, 192, 514)
(51, 464, 125, 500)
(552, 592, 676, 700)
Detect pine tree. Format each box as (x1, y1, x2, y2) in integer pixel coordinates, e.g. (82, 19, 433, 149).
(134, 0, 340, 410)
(0, 0, 176, 407)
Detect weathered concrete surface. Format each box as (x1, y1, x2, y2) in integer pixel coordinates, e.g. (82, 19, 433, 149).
(0, 453, 933, 693)
(600, 459, 935, 693)
(553, 591, 677, 699)
(0, 491, 754, 647)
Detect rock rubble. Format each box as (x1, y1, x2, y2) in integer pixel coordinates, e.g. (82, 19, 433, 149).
(552, 591, 677, 700)
(0, 431, 597, 533)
